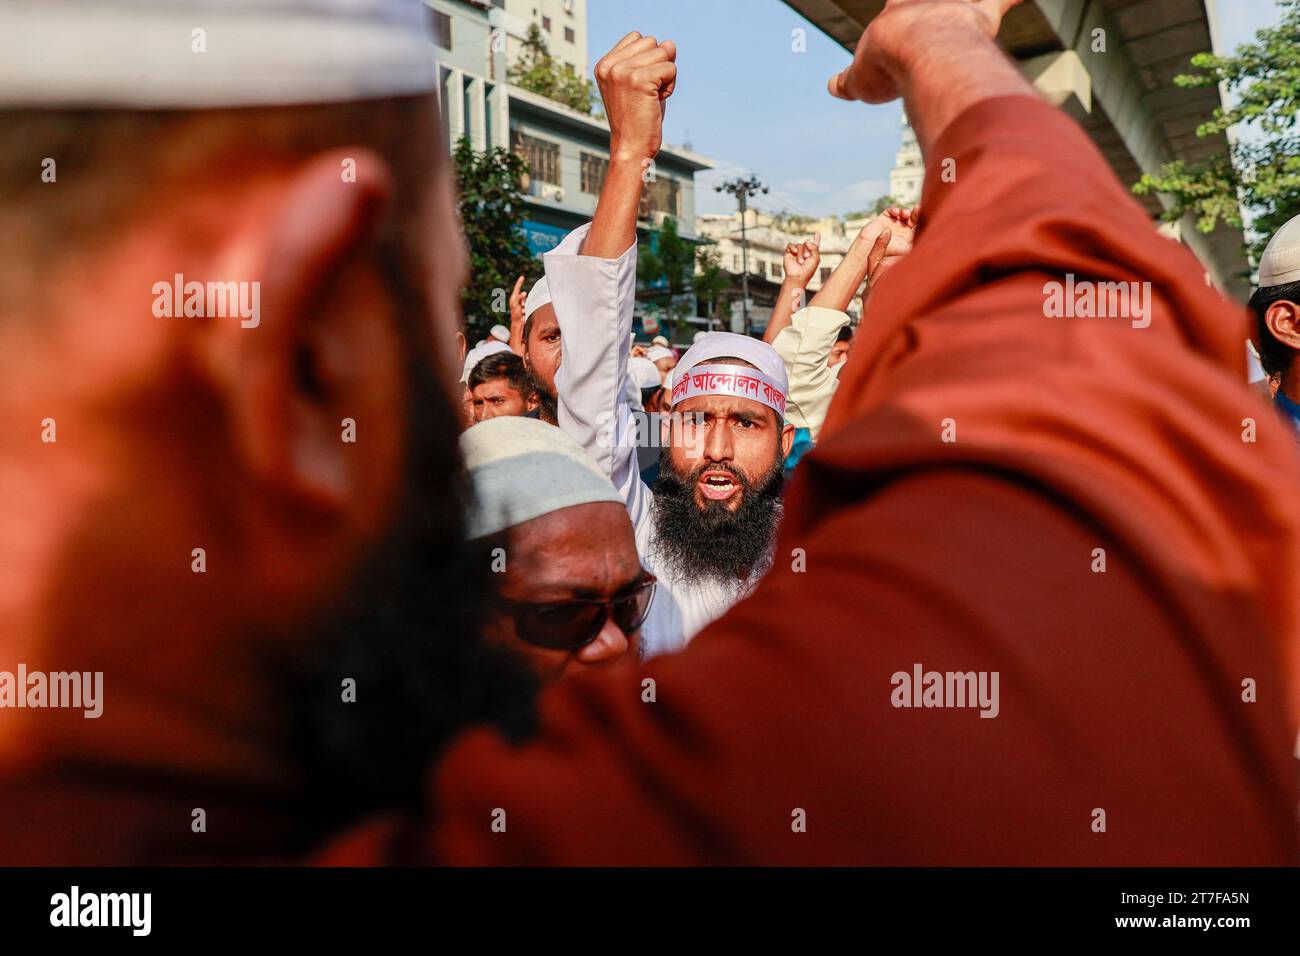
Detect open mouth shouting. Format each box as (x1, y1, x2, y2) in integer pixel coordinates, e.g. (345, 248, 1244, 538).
(697, 468, 742, 503)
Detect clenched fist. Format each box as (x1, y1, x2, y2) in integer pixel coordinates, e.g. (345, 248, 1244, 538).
(594, 32, 677, 165)
(829, 0, 1023, 104)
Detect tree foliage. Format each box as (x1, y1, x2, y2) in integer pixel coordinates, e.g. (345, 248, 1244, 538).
(508, 23, 595, 116)
(638, 218, 702, 341)
(844, 195, 899, 220)
(693, 245, 729, 323)
(1133, 0, 1300, 263)
(451, 137, 539, 340)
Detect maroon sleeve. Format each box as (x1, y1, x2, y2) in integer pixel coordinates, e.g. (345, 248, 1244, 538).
(425, 97, 1300, 865)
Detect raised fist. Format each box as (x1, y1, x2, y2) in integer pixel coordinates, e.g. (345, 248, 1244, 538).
(594, 32, 678, 164)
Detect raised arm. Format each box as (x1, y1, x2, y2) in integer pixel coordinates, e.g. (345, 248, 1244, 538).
(506, 275, 526, 356)
(428, 0, 1298, 867)
(583, 33, 677, 260)
(549, 33, 677, 526)
(809, 207, 915, 313)
(764, 233, 820, 344)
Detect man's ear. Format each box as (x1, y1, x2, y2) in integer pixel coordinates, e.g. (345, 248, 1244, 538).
(199, 148, 405, 517)
(1266, 300, 1300, 352)
(780, 421, 796, 460)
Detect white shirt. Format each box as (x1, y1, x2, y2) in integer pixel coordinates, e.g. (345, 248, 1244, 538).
(547, 223, 752, 657)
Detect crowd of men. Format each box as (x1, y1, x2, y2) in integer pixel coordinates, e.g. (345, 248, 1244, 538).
(2, 0, 1298, 866)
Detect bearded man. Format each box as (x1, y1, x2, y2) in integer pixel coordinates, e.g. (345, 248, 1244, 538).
(537, 40, 792, 656)
(0, 0, 536, 862)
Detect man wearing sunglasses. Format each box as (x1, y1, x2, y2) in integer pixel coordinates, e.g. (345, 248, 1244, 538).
(461, 417, 653, 681)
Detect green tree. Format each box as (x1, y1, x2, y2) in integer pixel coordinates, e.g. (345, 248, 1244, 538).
(637, 217, 698, 342)
(1133, 0, 1299, 263)
(694, 245, 729, 324)
(844, 196, 899, 220)
(508, 23, 595, 116)
(451, 137, 539, 340)
(770, 209, 814, 233)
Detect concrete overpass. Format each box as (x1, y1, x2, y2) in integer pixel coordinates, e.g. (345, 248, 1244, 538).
(782, 0, 1249, 298)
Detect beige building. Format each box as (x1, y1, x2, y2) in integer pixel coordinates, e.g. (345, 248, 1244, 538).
(783, 0, 1250, 299)
(888, 115, 923, 207)
(496, 0, 589, 79)
(696, 211, 872, 333)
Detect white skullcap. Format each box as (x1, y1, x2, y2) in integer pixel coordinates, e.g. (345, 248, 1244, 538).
(524, 278, 552, 321)
(629, 357, 663, 391)
(489, 324, 510, 343)
(646, 346, 674, 363)
(461, 417, 624, 540)
(670, 332, 789, 417)
(461, 339, 513, 384)
(651, 335, 670, 348)
(0, 0, 438, 109)
(1259, 215, 1300, 289)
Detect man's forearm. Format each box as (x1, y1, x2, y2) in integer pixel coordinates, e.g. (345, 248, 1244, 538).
(811, 230, 881, 312)
(891, 21, 1034, 158)
(764, 280, 806, 344)
(583, 157, 644, 260)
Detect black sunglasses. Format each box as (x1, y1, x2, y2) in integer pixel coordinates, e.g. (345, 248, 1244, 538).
(505, 574, 657, 652)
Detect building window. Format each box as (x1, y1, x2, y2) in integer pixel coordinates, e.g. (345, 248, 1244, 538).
(432, 11, 452, 50)
(771, 261, 783, 278)
(565, 27, 576, 43)
(542, 15, 552, 31)
(640, 175, 681, 218)
(580, 152, 609, 195)
(733, 255, 740, 272)
(819, 267, 831, 283)
(516, 132, 561, 185)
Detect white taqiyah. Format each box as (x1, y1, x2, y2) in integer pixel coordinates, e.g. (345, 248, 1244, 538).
(0, 0, 438, 108)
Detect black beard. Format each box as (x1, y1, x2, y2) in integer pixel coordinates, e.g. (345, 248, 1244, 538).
(649, 449, 784, 591)
(529, 371, 558, 425)
(267, 259, 540, 850)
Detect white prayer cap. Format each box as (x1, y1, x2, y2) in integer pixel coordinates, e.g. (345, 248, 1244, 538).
(628, 357, 663, 391)
(461, 339, 512, 384)
(669, 332, 789, 417)
(1259, 214, 1300, 289)
(489, 324, 510, 343)
(651, 335, 670, 348)
(524, 277, 552, 321)
(646, 346, 674, 363)
(0, 0, 439, 109)
(461, 417, 624, 540)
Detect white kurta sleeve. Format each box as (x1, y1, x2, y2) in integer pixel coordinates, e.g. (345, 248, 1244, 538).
(771, 305, 850, 442)
(547, 223, 654, 530)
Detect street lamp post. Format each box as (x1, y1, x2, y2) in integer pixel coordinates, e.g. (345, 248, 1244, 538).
(715, 174, 767, 336)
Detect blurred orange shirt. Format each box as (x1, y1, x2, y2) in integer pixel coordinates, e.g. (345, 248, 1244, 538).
(421, 96, 1300, 865)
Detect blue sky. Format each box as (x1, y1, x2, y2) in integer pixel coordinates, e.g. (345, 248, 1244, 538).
(587, 0, 1285, 219)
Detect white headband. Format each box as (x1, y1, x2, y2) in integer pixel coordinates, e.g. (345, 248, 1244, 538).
(669, 331, 789, 417)
(670, 364, 787, 417)
(0, 0, 437, 108)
